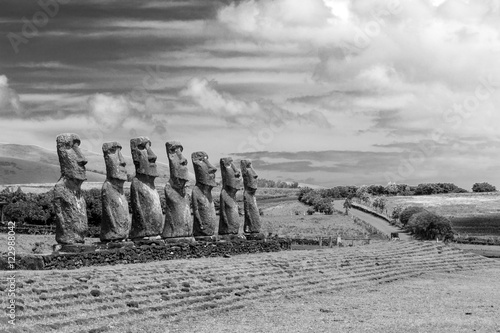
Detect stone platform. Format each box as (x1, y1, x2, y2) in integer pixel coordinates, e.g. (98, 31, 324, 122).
(0, 238, 291, 270)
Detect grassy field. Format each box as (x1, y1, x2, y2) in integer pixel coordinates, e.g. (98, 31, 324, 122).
(0, 241, 498, 333)
(260, 201, 369, 239)
(385, 192, 500, 218)
(384, 193, 500, 237)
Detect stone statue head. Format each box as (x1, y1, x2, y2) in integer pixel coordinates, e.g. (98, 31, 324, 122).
(56, 133, 87, 181)
(192, 151, 217, 187)
(102, 142, 127, 181)
(241, 159, 258, 190)
(166, 141, 189, 184)
(220, 157, 241, 190)
(130, 136, 158, 177)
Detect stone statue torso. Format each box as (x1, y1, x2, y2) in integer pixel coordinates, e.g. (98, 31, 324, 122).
(219, 189, 240, 235)
(129, 177, 164, 238)
(243, 190, 260, 233)
(100, 180, 131, 241)
(53, 180, 88, 244)
(192, 185, 217, 237)
(163, 183, 192, 238)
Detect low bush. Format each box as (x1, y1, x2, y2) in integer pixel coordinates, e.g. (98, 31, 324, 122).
(399, 206, 426, 226)
(407, 211, 454, 240)
(472, 182, 496, 193)
(391, 204, 405, 220)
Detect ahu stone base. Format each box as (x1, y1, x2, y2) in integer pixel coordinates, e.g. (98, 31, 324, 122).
(1, 238, 291, 270)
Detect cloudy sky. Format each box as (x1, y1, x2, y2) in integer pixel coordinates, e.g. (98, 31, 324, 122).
(1, 0, 500, 188)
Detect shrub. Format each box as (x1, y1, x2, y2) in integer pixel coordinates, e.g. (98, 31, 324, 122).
(372, 197, 387, 211)
(323, 204, 333, 215)
(414, 183, 467, 195)
(83, 189, 102, 227)
(391, 204, 405, 220)
(399, 206, 426, 226)
(307, 208, 315, 215)
(472, 182, 496, 193)
(407, 211, 454, 240)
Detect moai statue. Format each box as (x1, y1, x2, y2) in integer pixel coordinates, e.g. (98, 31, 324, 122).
(241, 159, 264, 240)
(218, 157, 244, 240)
(100, 142, 131, 242)
(191, 151, 217, 241)
(53, 133, 88, 245)
(162, 141, 194, 242)
(129, 137, 164, 240)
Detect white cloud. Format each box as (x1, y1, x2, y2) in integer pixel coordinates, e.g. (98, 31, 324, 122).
(0, 75, 23, 116)
(180, 78, 261, 117)
(179, 77, 331, 128)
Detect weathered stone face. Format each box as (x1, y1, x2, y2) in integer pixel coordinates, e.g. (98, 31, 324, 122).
(130, 137, 158, 178)
(54, 133, 88, 244)
(163, 141, 192, 239)
(192, 151, 217, 187)
(166, 141, 189, 184)
(221, 157, 241, 190)
(101, 142, 130, 242)
(102, 142, 127, 181)
(56, 133, 87, 181)
(241, 159, 258, 190)
(240, 159, 261, 234)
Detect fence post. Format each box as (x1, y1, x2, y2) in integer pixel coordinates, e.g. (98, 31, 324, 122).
(329, 236, 333, 248)
(319, 237, 323, 247)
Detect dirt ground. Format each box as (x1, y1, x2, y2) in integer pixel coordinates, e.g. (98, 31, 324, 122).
(166, 267, 500, 333)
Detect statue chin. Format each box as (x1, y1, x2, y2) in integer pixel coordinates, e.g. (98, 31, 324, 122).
(201, 179, 217, 187)
(64, 170, 86, 181)
(111, 173, 128, 181)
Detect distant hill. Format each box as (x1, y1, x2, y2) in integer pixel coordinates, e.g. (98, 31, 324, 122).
(0, 157, 105, 184)
(0, 143, 175, 185)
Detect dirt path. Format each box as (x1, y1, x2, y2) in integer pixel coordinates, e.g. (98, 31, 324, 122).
(333, 200, 411, 241)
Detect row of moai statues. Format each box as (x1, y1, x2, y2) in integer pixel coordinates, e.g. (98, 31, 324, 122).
(53, 133, 263, 246)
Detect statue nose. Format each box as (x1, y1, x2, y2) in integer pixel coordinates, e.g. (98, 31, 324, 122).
(148, 148, 157, 162)
(78, 159, 88, 167)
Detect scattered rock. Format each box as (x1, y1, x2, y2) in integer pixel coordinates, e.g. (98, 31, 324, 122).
(90, 289, 101, 297)
(182, 282, 191, 288)
(126, 301, 139, 308)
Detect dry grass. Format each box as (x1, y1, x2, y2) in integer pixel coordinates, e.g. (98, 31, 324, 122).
(260, 201, 368, 239)
(385, 192, 500, 218)
(166, 267, 500, 333)
(1, 241, 498, 333)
